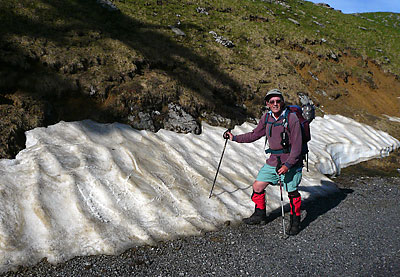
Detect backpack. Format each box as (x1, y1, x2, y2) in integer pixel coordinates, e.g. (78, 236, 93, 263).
(265, 104, 315, 171)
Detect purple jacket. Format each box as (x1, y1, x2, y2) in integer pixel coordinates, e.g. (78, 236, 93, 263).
(234, 109, 303, 169)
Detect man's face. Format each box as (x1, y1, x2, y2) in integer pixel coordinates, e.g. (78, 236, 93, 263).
(267, 96, 283, 113)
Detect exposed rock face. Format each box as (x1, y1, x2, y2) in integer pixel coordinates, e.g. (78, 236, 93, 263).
(128, 112, 156, 132)
(163, 104, 201, 135)
(201, 111, 232, 128)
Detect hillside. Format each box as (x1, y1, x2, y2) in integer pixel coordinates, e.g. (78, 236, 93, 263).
(1, 0, 400, 159)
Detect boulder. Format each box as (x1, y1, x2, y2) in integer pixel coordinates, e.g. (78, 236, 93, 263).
(169, 26, 186, 36)
(129, 112, 156, 132)
(298, 93, 314, 106)
(164, 103, 201, 134)
(96, 0, 119, 12)
(314, 3, 334, 10)
(313, 20, 325, 27)
(209, 31, 235, 48)
(288, 18, 300, 26)
(196, 7, 209, 15)
(308, 71, 319, 81)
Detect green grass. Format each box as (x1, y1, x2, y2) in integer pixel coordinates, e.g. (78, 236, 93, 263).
(1, 0, 400, 160)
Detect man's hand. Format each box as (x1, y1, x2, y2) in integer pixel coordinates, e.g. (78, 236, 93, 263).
(277, 164, 289, 175)
(223, 130, 234, 141)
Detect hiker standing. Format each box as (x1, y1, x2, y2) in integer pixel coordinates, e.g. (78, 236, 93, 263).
(225, 89, 303, 235)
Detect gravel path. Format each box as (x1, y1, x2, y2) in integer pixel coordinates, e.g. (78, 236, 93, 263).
(2, 175, 400, 276)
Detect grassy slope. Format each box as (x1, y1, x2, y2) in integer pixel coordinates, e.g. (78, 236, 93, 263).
(0, 0, 399, 158)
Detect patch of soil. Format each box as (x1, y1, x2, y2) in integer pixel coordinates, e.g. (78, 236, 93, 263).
(337, 149, 400, 178)
(0, 92, 52, 159)
(296, 54, 400, 120)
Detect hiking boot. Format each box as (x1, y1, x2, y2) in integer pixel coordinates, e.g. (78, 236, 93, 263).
(242, 208, 267, 225)
(287, 214, 301, 235)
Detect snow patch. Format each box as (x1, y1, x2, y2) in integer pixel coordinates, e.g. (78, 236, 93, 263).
(384, 114, 400, 123)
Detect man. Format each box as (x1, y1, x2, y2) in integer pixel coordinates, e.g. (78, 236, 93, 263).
(225, 89, 303, 235)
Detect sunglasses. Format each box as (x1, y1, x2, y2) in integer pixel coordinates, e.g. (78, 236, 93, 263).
(268, 99, 282, 105)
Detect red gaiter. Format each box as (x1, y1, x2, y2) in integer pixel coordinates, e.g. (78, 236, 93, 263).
(290, 195, 301, 216)
(251, 190, 266, 210)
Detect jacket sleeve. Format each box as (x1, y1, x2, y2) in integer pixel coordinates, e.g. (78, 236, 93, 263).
(234, 113, 267, 143)
(284, 113, 303, 168)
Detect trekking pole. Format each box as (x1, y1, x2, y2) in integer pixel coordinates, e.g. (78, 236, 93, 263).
(209, 129, 231, 198)
(276, 156, 286, 236)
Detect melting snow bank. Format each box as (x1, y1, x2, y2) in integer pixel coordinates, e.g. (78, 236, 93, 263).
(310, 115, 399, 175)
(0, 115, 398, 272)
(384, 114, 400, 123)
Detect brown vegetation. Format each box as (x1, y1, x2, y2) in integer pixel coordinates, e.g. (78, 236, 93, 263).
(0, 0, 399, 159)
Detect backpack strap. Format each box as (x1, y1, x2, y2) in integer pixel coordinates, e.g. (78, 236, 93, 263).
(264, 109, 291, 154)
(264, 113, 269, 151)
(282, 108, 291, 132)
(265, 109, 289, 136)
(265, 147, 291, 154)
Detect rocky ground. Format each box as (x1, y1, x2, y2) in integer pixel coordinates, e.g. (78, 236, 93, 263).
(2, 168, 399, 276)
